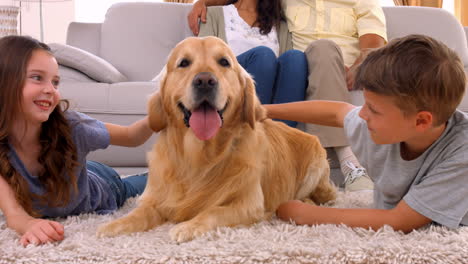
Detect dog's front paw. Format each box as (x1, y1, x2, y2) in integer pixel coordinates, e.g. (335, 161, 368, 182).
(96, 218, 141, 238)
(169, 221, 209, 243)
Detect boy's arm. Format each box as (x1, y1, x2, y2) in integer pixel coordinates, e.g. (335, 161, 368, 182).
(188, 0, 230, 35)
(105, 116, 153, 147)
(0, 175, 64, 246)
(264, 101, 356, 128)
(277, 199, 432, 233)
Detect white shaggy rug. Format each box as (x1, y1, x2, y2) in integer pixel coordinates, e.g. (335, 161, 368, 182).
(1, 191, 467, 264)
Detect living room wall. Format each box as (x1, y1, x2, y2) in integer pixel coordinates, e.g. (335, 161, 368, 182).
(0, 0, 74, 43)
(75, 0, 162, 22)
(0, 0, 457, 44)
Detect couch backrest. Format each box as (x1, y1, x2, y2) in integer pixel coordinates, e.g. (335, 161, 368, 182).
(67, 22, 102, 56)
(93, 3, 468, 82)
(383, 6, 468, 72)
(100, 2, 193, 81)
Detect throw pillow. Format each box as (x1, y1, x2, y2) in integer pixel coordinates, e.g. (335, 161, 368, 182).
(58, 65, 96, 83)
(49, 43, 127, 83)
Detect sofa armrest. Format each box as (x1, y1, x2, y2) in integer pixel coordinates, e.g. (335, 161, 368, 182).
(66, 22, 102, 56)
(465, 27, 468, 47)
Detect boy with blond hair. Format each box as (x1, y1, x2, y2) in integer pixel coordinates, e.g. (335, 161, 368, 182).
(265, 34, 468, 231)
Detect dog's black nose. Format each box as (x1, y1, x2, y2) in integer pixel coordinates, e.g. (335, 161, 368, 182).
(192, 72, 218, 91)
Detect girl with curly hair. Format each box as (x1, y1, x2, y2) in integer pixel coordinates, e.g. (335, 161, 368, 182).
(0, 35, 153, 246)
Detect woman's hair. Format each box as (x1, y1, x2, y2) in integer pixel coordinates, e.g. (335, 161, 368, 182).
(0, 35, 79, 216)
(230, 0, 284, 35)
(257, 0, 283, 35)
(354, 34, 466, 126)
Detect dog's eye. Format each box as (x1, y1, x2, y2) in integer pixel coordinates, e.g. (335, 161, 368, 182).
(178, 59, 191, 68)
(218, 58, 230, 67)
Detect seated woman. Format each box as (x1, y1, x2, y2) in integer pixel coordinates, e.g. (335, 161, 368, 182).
(198, 0, 307, 127)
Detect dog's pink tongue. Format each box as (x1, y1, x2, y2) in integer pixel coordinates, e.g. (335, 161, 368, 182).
(189, 104, 222, 141)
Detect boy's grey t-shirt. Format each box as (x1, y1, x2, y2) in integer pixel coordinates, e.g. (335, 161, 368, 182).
(8, 111, 117, 217)
(344, 107, 468, 228)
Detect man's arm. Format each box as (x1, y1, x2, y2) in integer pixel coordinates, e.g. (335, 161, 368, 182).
(346, 33, 386, 90)
(355, 34, 386, 66)
(188, 0, 230, 35)
(264, 101, 356, 128)
(105, 116, 153, 147)
(277, 199, 432, 233)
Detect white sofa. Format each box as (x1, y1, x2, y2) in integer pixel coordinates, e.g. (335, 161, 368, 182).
(58, 2, 468, 183)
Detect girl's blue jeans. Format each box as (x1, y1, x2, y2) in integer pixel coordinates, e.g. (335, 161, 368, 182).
(87, 160, 147, 207)
(236, 46, 308, 127)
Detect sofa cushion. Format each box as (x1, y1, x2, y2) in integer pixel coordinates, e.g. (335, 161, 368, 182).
(58, 65, 96, 83)
(100, 2, 194, 81)
(50, 43, 128, 83)
(60, 82, 156, 115)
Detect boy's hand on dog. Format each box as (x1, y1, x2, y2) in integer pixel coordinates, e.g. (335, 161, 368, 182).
(277, 200, 316, 225)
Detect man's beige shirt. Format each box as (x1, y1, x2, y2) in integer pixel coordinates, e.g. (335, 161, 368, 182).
(282, 0, 387, 66)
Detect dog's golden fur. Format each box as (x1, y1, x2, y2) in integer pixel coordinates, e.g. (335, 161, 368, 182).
(97, 37, 336, 242)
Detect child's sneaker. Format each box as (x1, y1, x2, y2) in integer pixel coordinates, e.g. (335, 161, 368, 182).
(343, 161, 374, 192)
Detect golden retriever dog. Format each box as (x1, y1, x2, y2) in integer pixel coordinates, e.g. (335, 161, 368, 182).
(97, 36, 336, 242)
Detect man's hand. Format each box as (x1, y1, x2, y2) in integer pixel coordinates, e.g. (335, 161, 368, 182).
(188, 0, 208, 36)
(19, 218, 64, 247)
(345, 64, 358, 91)
(346, 33, 385, 90)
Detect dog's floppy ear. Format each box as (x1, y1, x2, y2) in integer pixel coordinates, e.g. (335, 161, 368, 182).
(148, 67, 168, 132)
(241, 69, 267, 129)
(148, 92, 167, 132)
